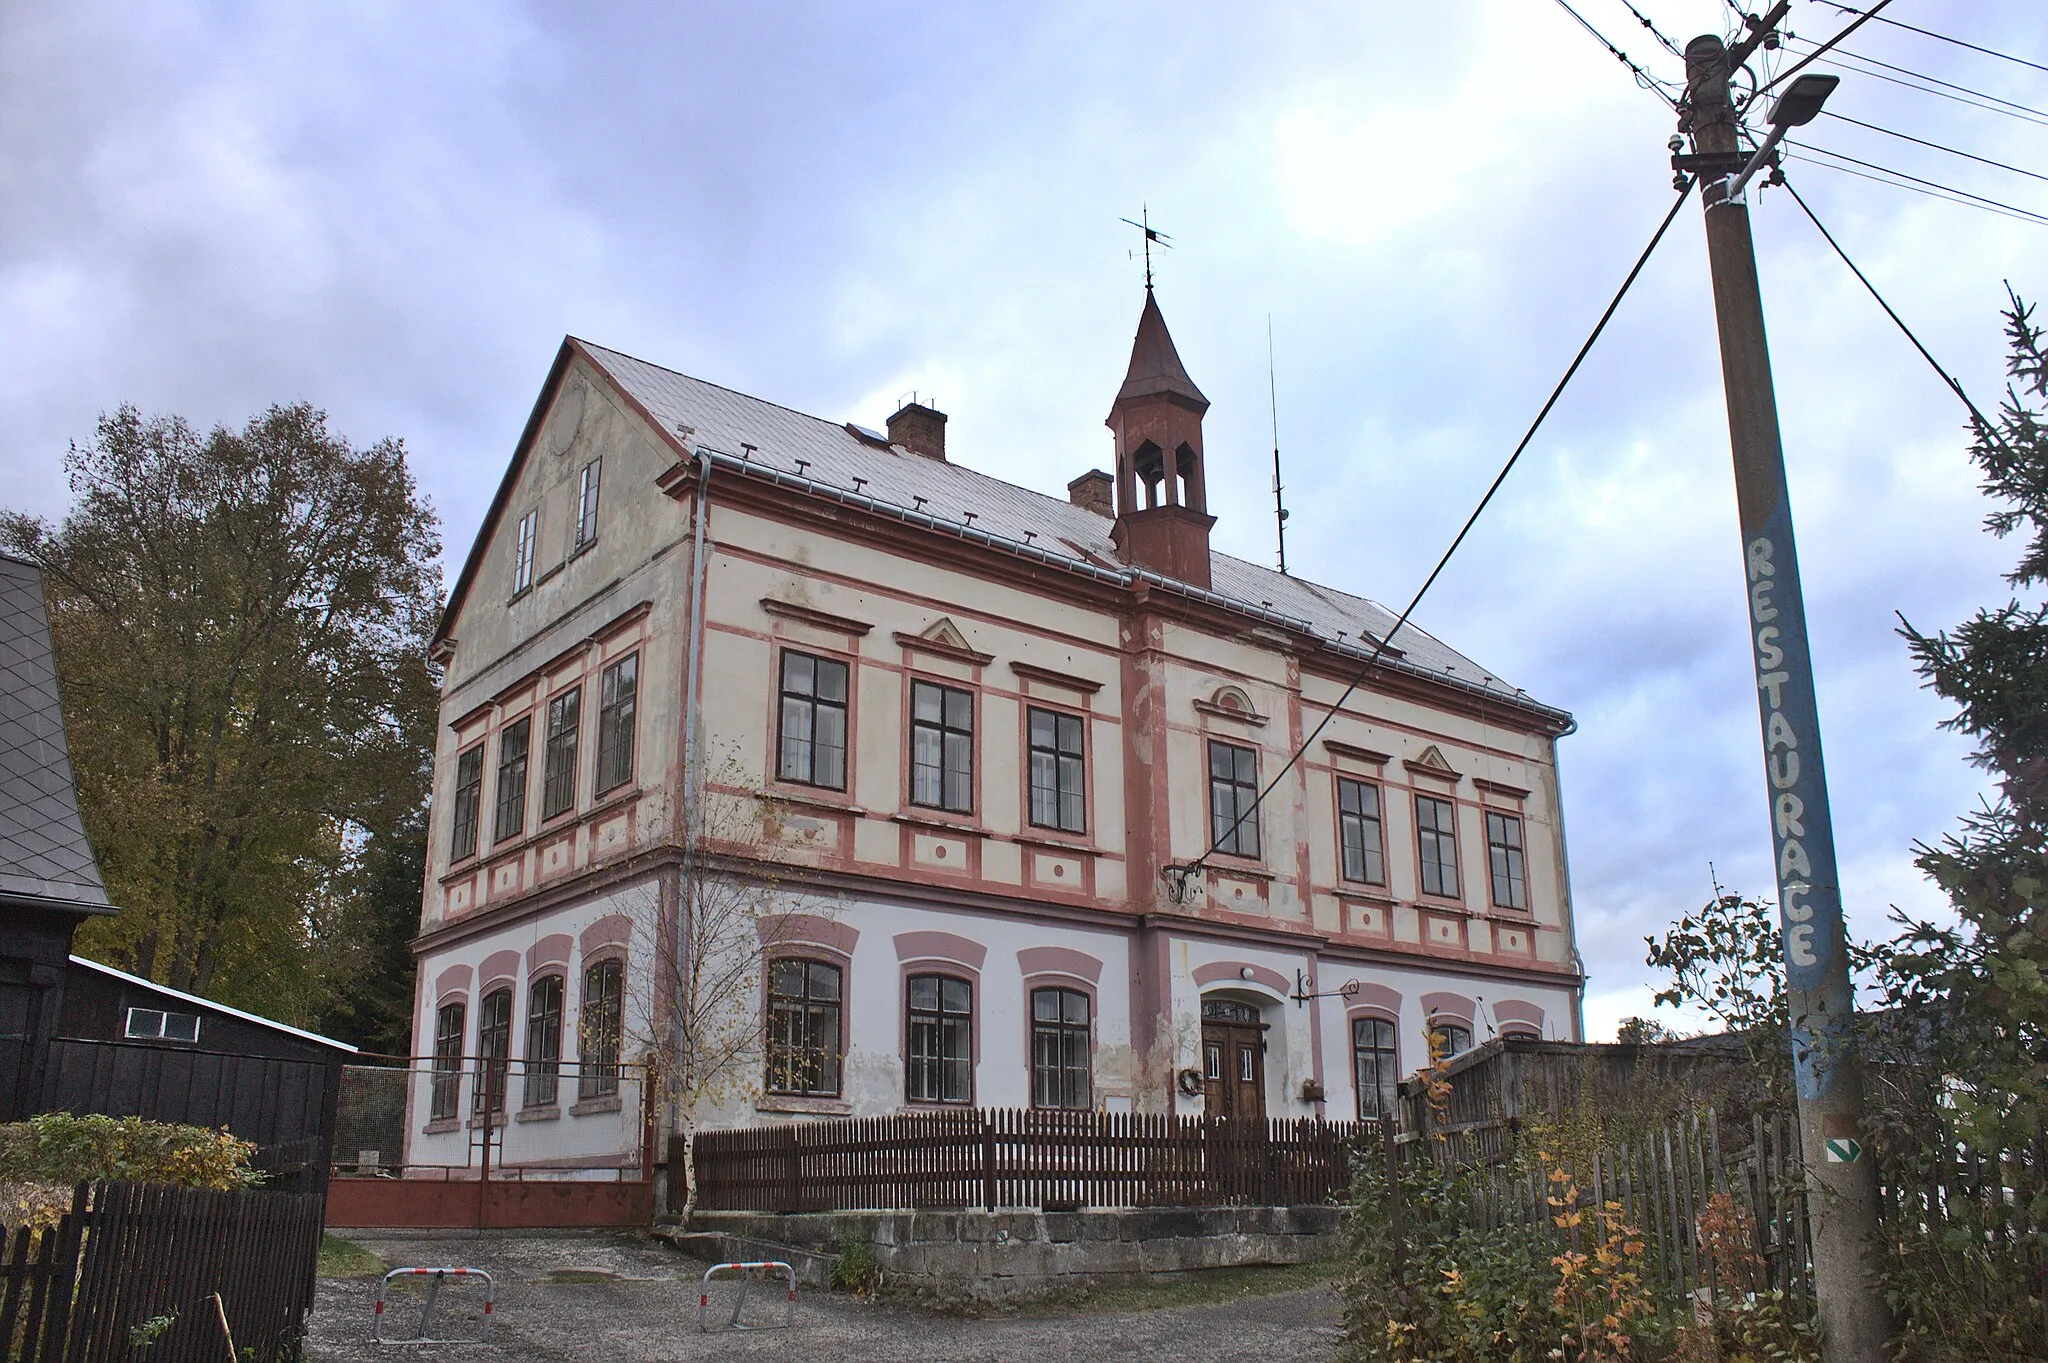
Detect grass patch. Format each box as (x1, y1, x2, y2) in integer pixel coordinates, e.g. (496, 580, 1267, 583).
(317, 1234, 386, 1278)
(1035, 1259, 1341, 1315)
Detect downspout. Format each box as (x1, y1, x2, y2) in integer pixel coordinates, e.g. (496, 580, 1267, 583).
(671, 451, 712, 1178)
(1548, 719, 1588, 1042)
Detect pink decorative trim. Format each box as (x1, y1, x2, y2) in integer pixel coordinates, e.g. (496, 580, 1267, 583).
(1340, 981, 1403, 1020)
(435, 964, 473, 997)
(478, 950, 521, 990)
(760, 912, 859, 958)
(579, 913, 634, 957)
(892, 931, 987, 969)
(528, 934, 574, 971)
(1493, 999, 1545, 1032)
(1192, 961, 1290, 996)
(1015, 946, 1103, 985)
(1420, 990, 1476, 1027)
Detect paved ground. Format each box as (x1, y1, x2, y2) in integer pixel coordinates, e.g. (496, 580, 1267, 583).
(308, 1229, 1344, 1362)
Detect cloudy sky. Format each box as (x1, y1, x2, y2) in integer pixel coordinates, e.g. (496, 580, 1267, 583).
(4, 1, 2041, 1035)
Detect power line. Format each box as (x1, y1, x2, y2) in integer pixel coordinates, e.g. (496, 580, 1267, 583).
(1165, 178, 1698, 892)
(1788, 37, 2048, 123)
(1781, 174, 2016, 455)
(1760, 0, 1896, 95)
(1818, 110, 2048, 185)
(1783, 152, 2048, 226)
(1786, 139, 2048, 224)
(1818, 3, 2048, 77)
(1551, 0, 1681, 106)
(1788, 45, 2048, 128)
(1612, 0, 1685, 58)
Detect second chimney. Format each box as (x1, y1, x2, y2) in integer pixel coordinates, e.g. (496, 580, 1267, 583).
(1067, 470, 1113, 517)
(887, 400, 947, 461)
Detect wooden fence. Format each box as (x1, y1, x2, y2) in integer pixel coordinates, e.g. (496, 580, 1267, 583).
(0, 1180, 324, 1363)
(687, 1109, 1373, 1213)
(1465, 1110, 1812, 1311)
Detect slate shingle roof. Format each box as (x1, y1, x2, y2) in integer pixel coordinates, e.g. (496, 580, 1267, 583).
(576, 341, 1568, 724)
(0, 553, 112, 910)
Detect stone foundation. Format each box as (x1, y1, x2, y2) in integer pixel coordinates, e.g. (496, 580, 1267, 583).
(664, 1205, 1345, 1302)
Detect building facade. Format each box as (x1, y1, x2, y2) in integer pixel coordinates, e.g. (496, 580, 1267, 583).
(403, 291, 1585, 1174)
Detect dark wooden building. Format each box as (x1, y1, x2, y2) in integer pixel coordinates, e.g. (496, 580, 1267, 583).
(0, 551, 354, 1182)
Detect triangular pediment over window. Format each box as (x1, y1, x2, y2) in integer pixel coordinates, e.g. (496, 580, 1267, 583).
(1404, 744, 1461, 780)
(920, 618, 972, 651)
(892, 616, 994, 667)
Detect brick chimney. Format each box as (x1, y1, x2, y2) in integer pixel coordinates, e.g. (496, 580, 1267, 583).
(1067, 470, 1114, 517)
(887, 400, 947, 461)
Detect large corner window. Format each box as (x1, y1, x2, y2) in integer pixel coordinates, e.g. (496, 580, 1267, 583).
(1027, 707, 1086, 834)
(542, 687, 582, 820)
(1031, 987, 1092, 1110)
(430, 1000, 466, 1121)
(1486, 811, 1528, 911)
(524, 973, 563, 1108)
(579, 958, 623, 1100)
(574, 458, 602, 550)
(777, 651, 849, 790)
(1207, 740, 1260, 858)
(905, 974, 973, 1104)
(494, 717, 530, 843)
(1415, 794, 1460, 899)
(766, 958, 842, 1096)
(910, 680, 974, 814)
(474, 987, 512, 1115)
(1337, 777, 1386, 885)
(595, 654, 639, 796)
(1352, 1017, 1397, 1121)
(513, 509, 538, 594)
(449, 745, 484, 861)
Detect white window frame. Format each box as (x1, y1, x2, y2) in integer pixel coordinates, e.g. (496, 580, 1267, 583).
(125, 1007, 200, 1043)
(513, 509, 538, 593)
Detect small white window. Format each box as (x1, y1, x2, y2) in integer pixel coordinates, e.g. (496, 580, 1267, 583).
(125, 1007, 200, 1043)
(575, 459, 602, 549)
(513, 510, 538, 593)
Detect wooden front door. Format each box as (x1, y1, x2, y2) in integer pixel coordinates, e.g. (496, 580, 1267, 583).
(1200, 999, 1267, 1123)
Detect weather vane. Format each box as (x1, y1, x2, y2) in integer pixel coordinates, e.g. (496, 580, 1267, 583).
(1119, 206, 1172, 291)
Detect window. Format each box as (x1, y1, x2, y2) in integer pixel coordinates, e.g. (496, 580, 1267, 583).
(542, 687, 581, 820)
(595, 654, 639, 795)
(1208, 740, 1261, 858)
(910, 681, 973, 813)
(1027, 708, 1086, 834)
(905, 974, 973, 1104)
(524, 974, 563, 1108)
(124, 1008, 199, 1043)
(1486, 811, 1528, 910)
(1337, 778, 1386, 885)
(766, 959, 842, 1096)
(475, 987, 512, 1115)
(450, 745, 483, 861)
(1416, 794, 1460, 898)
(1501, 1024, 1541, 1041)
(430, 1001, 465, 1121)
(1430, 1020, 1473, 1060)
(579, 959, 622, 1100)
(1352, 1017, 1398, 1120)
(513, 509, 538, 594)
(494, 717, 530, 843)
(777, 651, 848, 790)
(1031, 988, 1092, 1110)
(575, 458, 601, 549)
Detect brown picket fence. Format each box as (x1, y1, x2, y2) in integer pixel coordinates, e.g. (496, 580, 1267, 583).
(686, 1109, 1374, 1212)
(0, 1180, 323, 1363)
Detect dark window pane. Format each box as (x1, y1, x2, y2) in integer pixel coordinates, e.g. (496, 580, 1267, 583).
(431, 1002, 466, 1120)
(542, 688, 582, 819)
(1029, 986, 1092, 1110)
(494, 718, 531, 843)
(595, 654, 638, 794)
(525, 973, 563, 1108)
(475, 988, 512, 1115)
(579, 959, 623, 1098)
(767, 958, 843, 1096)
(450, 747, 484, 860)
(1207, 740, 1260, 858)
(910, 681, 974, 813)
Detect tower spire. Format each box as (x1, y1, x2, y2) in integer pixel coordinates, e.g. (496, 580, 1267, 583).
(1105, 286, 1215, 589)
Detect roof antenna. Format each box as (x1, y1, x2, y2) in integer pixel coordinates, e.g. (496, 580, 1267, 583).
(1268, 315, 1290, 575)
(1119, 206, 1171, 292)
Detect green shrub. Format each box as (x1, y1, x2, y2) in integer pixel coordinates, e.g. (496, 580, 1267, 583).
(0, 1113, 261, 1190)
(830, 1234, 878, 1295)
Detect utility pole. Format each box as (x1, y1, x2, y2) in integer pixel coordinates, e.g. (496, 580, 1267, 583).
(1680, 27, 1893, 1361)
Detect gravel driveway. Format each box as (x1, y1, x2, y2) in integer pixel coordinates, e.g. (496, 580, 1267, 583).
(308, 1229, 1343, 1362)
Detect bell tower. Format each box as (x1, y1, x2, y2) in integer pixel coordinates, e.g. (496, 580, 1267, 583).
(1107, 289, 1216, 588)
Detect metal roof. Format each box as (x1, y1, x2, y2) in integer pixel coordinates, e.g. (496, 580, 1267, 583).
(578, 341, 1567, 725)
(0, 553, 112, 911)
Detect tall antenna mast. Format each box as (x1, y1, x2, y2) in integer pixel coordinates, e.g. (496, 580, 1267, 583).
(1269, 315, 1290, 574)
